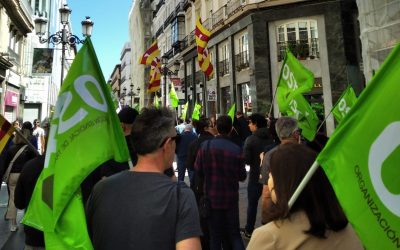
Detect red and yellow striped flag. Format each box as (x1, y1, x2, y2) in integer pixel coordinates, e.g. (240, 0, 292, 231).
(195, 17, 214, 78)
(0, 115, 14, 153)
(147, 57, 161, 93)
(139, 40, 161, 65)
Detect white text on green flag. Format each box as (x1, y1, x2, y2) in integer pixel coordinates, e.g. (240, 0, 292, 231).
(332, 85, 357, 123)
(277, 50, 314, 114)
(22, 38, 130, 249)
(317, 43, 400, 250)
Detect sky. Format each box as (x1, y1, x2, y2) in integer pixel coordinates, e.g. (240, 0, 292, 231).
(68, 0, 133, 80)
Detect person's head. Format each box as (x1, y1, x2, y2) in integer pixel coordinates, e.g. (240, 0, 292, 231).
(132, 107, 177, 167)
(275, 116, 300, 142)
(13, 127, 32, 144)
(13, 120, 20, 129)
(193, 118, 209, 135)
(118, 107, 139, 136)
(236, 110, 243, 118)
(248, 113, 268, 132)
(267, 144, 348, 238)
(216, 115, 232, 135)
(33, 119, 40, 128)
(22, 121, 33, 132)
(184, 124, 193, 132)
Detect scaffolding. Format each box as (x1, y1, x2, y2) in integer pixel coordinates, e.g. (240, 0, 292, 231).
(357, 0, 400, 82)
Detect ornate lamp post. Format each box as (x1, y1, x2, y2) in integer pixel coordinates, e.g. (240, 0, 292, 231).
(161, 56, 180, 106)
(122, 87, 127, 106)
(34, 4, 94, 85)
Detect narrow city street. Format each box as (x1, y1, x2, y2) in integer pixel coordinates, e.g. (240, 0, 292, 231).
(0, 165, 260, 249)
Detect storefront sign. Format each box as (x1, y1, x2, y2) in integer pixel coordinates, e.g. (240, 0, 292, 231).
(5, 91, 18, 107)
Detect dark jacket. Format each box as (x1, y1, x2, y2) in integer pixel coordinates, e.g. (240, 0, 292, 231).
(243, 127, 273, 183)
(186, 131, 214, 172)
(14, 156, 45, 247)
(4, 143, 36, 174)
(175, 131, 197, 159)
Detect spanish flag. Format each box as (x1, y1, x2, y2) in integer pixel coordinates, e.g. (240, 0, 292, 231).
(0, 115, 14, 153)
(139, 40, 160, 66)
(147, 57, 161, 93)
(195, 17, 214, 78)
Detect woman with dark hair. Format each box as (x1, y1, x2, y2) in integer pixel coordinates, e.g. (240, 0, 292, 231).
(247, 144, 363, 249)
(3, 127, 37, 232)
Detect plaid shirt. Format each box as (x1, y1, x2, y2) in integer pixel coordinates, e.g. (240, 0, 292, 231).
(194, 136, 247, 209)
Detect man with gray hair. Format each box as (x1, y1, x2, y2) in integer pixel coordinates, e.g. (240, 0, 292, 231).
(86, 107, 202, 250)
(175, 123, 197, 184)
(258, 116, 301, 224)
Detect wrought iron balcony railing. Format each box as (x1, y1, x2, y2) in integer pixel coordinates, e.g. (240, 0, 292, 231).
(234, 50, 249, 71)
(218, 59, 229, 76)
(277, 38, 320, 61)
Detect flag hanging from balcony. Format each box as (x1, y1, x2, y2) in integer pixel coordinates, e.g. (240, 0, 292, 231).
(138, 40, 160, 65)
(195, 17, 214, 78)
(147, 57, 161, 93)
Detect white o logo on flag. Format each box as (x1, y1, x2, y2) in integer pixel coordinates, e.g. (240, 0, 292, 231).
(369, 122, 400, 216)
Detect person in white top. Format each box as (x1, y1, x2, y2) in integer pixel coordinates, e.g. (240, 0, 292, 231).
(32, 119, 45, 155)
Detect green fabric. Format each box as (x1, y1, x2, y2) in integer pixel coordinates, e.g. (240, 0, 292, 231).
(134, 103, 140, 112)
(181, 102, 188, 120)
(106, 83, 119, 110)
(192, 103, 202, 121)
(227, 103, 236, 123)
(153, 95, 160, 108)
(317, 43, 400, 250)
(277, 50, 314, 114)
(169, 82, 179, 108)
(332, 85, 357, 123)
(22, 38, 130, 250)
(286, 94, 319, 141)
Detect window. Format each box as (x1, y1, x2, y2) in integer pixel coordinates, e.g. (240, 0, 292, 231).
(171, 16, 185, 45)
(236, 33, 249, 70)
(208, 50, 215, 80)
(221, 86, 231, 113)
(276, 20, 319, 61)
(219, 44, 229, 76)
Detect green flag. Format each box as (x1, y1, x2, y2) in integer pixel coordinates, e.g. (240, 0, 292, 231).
(22, 38, 130, 249)
(169, 82, 179, 108)
(227, 103, 236, 123)
(153, 94, 160, 108)
(192, 103, 202, 121)
(317, 44, 400, 250)
(134, 103, 140, 112)
(286, 94, 319, 141)
(181, 101, 188, 120)
(332, 85, 357, 123)
(277, 50, 314, 114)
(106, 83, 119, 110)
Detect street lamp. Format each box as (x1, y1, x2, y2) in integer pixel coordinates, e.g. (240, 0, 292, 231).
(161, 56, 180, 106)
(128, 83, 134, 107)
(34, 4, 94, 85)
(121, 87, 127, 106)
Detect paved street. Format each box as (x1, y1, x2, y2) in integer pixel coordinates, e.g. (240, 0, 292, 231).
(0, 165, 260, 249)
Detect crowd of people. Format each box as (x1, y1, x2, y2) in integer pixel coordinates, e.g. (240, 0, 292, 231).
(0, 107, 364, 250)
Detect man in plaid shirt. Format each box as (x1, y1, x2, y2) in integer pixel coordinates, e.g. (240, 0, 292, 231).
(194, 115, 247, 250)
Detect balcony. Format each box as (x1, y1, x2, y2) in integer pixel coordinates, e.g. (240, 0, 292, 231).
(235, 50, 249, 71)
(218, 59, 229, 76)
(212, 5, 226, 29)
(181, 29, 195, 50)
(226, 0, 244, 18)
(277, 38, 320, 61)
(202, 18, 212, 31)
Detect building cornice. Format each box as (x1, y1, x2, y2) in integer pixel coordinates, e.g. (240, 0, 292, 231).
(0, 0, 34, 35)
